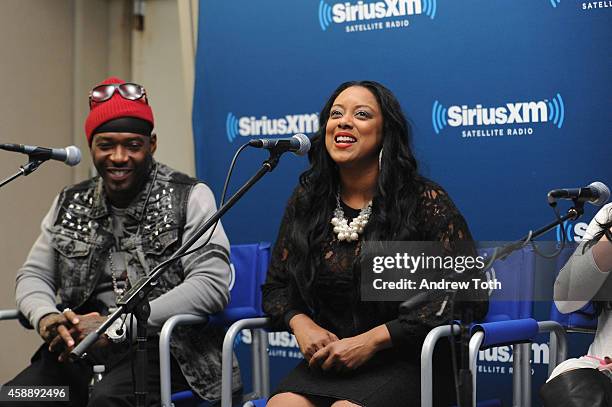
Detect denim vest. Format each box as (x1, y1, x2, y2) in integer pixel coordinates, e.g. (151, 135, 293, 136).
(48, 162, 241, 400)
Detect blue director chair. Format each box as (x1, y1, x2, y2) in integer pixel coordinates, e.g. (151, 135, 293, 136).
(421, 246, 565, 407)
(231, 246, 545, 407)
(160, 242, 271, 407)
(0, 243, 271, 407)
(540, 244, 598, 375)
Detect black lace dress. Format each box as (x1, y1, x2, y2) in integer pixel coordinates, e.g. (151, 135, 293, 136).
(262, 180, 487, 407)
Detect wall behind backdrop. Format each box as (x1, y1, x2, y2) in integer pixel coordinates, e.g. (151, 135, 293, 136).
(0, 0, 199, 384)
(193, 0, 610, 404)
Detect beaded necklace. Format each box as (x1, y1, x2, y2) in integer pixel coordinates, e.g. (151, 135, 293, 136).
(330, 193, 372, 242)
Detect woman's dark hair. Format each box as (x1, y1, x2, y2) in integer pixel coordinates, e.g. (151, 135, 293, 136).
(286, 80, 423, 294)
(589, 219, 612, 315)
(589, 220, 612, 246)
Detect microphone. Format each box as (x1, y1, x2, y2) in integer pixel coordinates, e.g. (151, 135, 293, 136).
(399, 290, 450, 317)
(547, 181, 610, 206)
(0, 143, 81, 166)
(248, 133, 311, 156)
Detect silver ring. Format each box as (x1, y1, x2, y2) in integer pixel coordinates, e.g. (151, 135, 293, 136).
(62, 308, 72, 314)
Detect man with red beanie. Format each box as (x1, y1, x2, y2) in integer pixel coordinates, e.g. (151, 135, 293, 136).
(4, 77, 240, 406)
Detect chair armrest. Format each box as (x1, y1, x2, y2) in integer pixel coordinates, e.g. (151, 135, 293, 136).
(0, 309, 33, 329)
(159, 314, 209, 407)
(471, 318, 539, 348)
(0, 309, 20, 320)
(160, 314, 272, 407)
(538, 320, 567, 376)
(420, 324, 460, 407)
(222, 317, 272, 407)
(468, 319, 539, 407)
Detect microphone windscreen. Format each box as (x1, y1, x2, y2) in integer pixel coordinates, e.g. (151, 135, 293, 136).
(293, 133, 311, 156)
(589, 181, 610, 206)
(65, 146, 82, 166)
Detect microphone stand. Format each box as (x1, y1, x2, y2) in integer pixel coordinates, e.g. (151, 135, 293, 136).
(0, 155, 47, 189)
(70, 149, 284, 407)
(402, 201, 585, 407)
(485, 203, 584, 264)
(463, 202, 585, 407)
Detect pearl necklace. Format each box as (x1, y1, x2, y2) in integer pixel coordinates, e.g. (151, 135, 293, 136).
(330, 194, 372, 242)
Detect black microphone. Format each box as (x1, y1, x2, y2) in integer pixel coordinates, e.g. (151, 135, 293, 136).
(399, 290, 450, 317)
(0, 143, 81, 166)
(547, 181, 610, 206)
(248, 133, 311, 156)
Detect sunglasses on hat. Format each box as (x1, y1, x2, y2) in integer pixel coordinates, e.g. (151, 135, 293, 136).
(89, 83, 148, 108)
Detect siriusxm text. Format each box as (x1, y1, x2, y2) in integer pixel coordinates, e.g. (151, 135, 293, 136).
(238, 114, 318, 137)
(448, 101, 548, 127)
(332, 0, 422, 23)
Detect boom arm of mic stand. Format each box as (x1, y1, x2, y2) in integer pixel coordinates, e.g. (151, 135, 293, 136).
(71, 307, 123, 358)
(401, 205, 584, 406)
(0, 159, 45, 189)
(70, 151, 280, 359)
(485, 205, 584, 266)
(450, 204, 585, 406)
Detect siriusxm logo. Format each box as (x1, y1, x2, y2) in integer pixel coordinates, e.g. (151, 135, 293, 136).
(550, 0, 561, 7)
(226, 112, 319, 143)
(240, 330, 300, 348)
(478, 342, 550, 365)
(432, 93, 565, 135)
(556, 220, 588, 243)
(318, 0, 436, 31)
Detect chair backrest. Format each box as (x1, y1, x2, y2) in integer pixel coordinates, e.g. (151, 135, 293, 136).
(549, 244, 598, 331)
(210, 242, 271, 325)
(478, 246, 536, 322)
(550, 301, 598, 332)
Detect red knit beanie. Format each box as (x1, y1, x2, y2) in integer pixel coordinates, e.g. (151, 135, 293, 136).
(85, 76, 154, 145)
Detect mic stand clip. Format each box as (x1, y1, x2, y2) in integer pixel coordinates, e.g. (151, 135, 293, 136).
(0, 155, 47, 189)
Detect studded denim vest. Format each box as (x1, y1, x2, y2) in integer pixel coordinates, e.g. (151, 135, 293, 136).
(48, 162, 240, 400)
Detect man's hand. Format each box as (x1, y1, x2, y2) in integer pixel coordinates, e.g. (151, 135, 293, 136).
(38, 312, 79, 347)
(48, 311, 110, 362)
(309, 325, 392, 372)
(289, 314, 338, 362)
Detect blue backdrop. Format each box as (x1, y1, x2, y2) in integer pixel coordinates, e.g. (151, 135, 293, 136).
(192, 1, 611, 405)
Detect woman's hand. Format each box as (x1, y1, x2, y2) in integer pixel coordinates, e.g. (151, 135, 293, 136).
(308, 325, 391, 372)
(598, 356, 612, 372)
(289, 314, 338, 362)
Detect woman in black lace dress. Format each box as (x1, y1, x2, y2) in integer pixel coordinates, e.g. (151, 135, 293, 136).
(262, 81, 486, 407)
